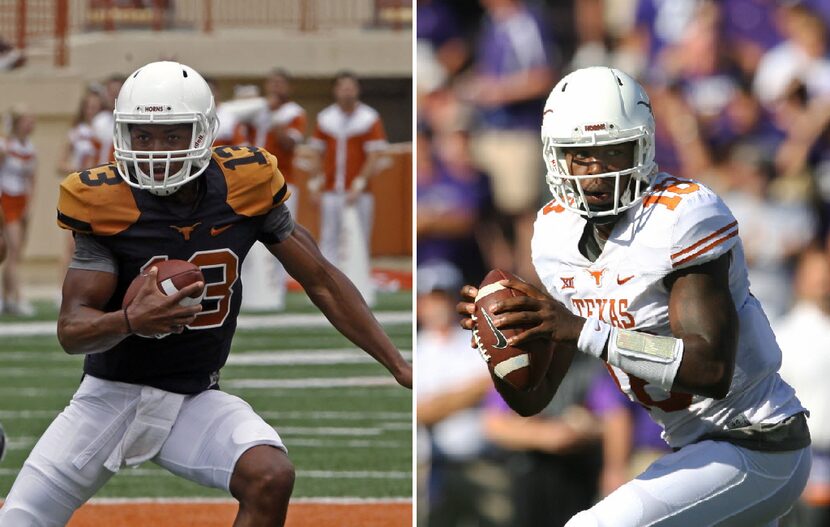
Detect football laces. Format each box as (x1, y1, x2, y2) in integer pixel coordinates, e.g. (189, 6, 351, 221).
(471, 313, 491, 363)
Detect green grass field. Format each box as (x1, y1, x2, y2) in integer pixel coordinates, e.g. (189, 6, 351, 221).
(0, 292, 413, 500)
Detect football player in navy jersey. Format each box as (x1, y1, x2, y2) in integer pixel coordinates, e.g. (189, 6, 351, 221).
(0, 61, 411, 527)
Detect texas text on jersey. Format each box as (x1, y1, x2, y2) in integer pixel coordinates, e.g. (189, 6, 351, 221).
(533, 172, 805, 448)
(57, 145, 289, 394)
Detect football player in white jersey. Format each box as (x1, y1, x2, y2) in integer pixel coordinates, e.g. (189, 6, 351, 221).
(457, 67, 811, 526)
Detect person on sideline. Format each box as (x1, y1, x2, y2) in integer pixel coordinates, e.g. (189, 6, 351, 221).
(0, 106, 37, 316)
(56, 89, 104, 287)
(239, 69, 307, 312)
(777, 248, 830, 527)
(308, 71, 387, 306)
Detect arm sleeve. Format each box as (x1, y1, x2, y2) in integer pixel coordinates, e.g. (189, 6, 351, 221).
(68, 233, 117, 274)
(258, 203, 295, 245)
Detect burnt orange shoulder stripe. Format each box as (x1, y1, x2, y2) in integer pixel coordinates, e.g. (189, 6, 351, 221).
(671, 221, 738, 260)
(219, 146, 289, 216)
(671, 230, 738, 268)
(56, 167, 139, 236)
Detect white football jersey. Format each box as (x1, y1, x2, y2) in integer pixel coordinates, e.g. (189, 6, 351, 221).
(532, 172, 805, 448)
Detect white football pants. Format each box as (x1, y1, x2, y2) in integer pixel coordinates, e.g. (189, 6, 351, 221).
(0, 375, 285, 527)
(566, 439, 811, 527)
(319, 191, 373, 269)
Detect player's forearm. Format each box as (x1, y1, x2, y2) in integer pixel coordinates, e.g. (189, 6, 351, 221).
(671, 334, 735, 399)
(577, 318, 734, 399)
(665, 254, 738, 398)
(305, 266, 409, 377)
(57, 306, 130, 355)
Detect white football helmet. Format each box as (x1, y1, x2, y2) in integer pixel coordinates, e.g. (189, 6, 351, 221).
(113, 61, 219, 196)
(541, 67, 657, 218)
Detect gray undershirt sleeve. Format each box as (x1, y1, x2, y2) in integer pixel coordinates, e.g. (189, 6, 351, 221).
(259, 203, 295, 244)
(68, 233, 118, 274)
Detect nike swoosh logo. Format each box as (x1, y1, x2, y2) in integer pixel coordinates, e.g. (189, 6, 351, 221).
(481, 308, 509, 349)
(617, 275, 634, 285)
(210, 224, 233, 236)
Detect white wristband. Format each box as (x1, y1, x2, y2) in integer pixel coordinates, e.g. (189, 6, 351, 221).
(577, 317, 611, 358)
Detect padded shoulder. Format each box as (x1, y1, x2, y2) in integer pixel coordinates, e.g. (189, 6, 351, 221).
(211, 146, 290, 217)
(669, 180, 738, 270)
(57, 164, 139, 236)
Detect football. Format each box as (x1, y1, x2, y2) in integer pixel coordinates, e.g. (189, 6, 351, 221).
(473, 269, 554, 391)
(122, 259, 205, 308)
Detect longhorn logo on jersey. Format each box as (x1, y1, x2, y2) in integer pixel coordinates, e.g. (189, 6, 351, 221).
(170, 222, 201, 241)
(585, 268, 607, 287)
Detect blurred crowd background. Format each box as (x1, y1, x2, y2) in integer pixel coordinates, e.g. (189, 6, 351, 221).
(416, 0, 830, 526)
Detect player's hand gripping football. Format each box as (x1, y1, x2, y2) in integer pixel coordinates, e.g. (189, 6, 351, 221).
(457, 279, 584, 346)
(125, 267, 204, 338)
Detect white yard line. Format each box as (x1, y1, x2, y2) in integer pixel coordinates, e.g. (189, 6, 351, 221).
(224, 377, 399, 388)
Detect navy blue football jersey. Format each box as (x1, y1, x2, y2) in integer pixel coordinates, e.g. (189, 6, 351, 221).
(57, 146, 290, 394)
